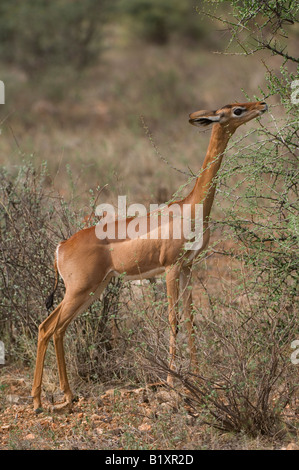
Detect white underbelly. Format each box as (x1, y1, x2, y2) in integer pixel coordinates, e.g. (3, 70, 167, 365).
(113, 267, 165, 281)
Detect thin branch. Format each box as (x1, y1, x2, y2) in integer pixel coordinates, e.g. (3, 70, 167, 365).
(262, 42, 299, 63)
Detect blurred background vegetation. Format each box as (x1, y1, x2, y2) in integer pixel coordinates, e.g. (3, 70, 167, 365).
(0, 0, 298, 447)
(1, 0, 296, 203)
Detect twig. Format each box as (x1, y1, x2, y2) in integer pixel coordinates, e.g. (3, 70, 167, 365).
(140, 115, 193, 178)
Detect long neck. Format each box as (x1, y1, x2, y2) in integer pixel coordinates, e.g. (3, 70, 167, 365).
(186, 123, 233, 221)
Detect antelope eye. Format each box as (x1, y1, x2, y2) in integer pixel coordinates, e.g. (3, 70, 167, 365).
(233, 108, 243, 116)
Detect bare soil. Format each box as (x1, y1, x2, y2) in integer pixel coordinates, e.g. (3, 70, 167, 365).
(0, 367, 298, 450)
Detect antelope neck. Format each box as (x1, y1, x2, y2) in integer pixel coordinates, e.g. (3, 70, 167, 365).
(185, 123, 234, 220)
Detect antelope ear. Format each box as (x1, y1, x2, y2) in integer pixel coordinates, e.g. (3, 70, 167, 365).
(189, 110, 220, 127)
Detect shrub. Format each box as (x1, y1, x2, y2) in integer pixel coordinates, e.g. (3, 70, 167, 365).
(144, 0, 299, 437)
(0, 0, 108, 73)
(0, 161, 76, 360)
(120, 0, 208, 44)
(0, 161, 167, 387)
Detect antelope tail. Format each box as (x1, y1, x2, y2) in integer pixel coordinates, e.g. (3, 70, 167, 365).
(45, 257, 59, 310)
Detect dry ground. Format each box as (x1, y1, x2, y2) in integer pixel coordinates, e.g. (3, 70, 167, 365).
(1, 367, 298, 451)
(0, 27, 298, 451)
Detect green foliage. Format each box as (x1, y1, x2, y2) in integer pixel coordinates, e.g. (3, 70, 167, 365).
(120, 0, 207, 44)
(202, 0, 299, 60)
(0, 0, 108, 72)
(211, 0, 299, 312)
(0, 0, 297, 441)
(173, 0, 299, 437)
(0, 0, 210, 75)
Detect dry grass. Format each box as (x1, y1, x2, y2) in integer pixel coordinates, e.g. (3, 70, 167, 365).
(0, 39, 284, 207)
(0, 27, 298, 450)
(1, 367, 297, 450)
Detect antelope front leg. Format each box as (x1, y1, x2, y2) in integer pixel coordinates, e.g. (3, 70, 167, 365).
(180, 266, 198, 373)
(165, 264, 180, 386)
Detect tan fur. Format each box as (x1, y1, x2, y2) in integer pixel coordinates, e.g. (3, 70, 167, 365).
(32, 101, 267, 411)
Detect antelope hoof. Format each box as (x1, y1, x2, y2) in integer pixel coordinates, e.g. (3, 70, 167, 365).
(51, 400, 73, 413)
